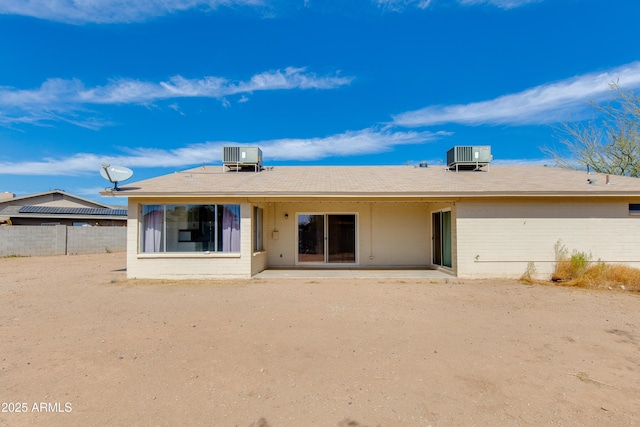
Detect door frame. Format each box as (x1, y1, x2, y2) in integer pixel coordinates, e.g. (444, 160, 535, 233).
(295, 212, 359, 266)
(432, 208, 452, 269)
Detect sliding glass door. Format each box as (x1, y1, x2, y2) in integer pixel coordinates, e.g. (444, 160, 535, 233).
(432, 210, 452, 268)
(298, 214, 357, 264)
(297, 214, 325, 263)
(327, 214, 356, 263)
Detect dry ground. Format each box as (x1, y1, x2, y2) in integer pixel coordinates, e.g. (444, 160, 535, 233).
(1, 252, 639, 426)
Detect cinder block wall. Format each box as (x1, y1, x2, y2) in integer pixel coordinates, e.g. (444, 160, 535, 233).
(0, 225, 126, 257)
(66, 226, 127, 254)
(0, 225, 63, 256)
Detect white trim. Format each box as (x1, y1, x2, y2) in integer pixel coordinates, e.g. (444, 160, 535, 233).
(137, 252, 240, 259)
(295, 212, 359, 266)
(431, 207, 452, 269)
(137, 203, 242, 255)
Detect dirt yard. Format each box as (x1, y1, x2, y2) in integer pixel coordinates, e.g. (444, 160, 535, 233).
(1, 253, 639, 426)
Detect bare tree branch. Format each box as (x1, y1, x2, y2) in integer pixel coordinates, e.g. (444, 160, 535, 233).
(542, 83, 640, 177)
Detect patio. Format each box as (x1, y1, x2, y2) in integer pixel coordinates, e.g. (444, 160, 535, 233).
(253, 268, 454, 279)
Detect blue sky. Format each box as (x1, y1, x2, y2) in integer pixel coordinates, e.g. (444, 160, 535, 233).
(1, 0, 640, 203)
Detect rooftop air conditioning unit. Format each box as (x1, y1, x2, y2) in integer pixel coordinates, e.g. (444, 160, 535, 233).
(222, 146, 263, 172)
(447, 146, 492, 171)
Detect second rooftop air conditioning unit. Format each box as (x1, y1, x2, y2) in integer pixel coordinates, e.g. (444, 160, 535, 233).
(222, 146, 263, 172)
(447, 146, 492, 171)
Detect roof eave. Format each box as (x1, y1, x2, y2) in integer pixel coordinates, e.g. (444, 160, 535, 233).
(2, 190, 116, 209)
(102, 190, 640, 199)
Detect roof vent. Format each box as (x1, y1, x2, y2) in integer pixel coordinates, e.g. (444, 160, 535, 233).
(222, 147, 263, 172)
(447, 146, 492, 172)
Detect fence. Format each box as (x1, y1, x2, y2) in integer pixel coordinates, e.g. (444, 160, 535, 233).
(0, 225, 126, 257)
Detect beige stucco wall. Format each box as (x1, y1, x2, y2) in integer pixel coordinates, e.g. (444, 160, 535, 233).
(456, 198, 640, 279)
(264, 200, 452, 269)
(124, 195, 640, 280)
(125, 198, 456, 279)
(251, 250, 268, 276)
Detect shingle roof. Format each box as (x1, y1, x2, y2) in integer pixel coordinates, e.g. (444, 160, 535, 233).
(0, 190, 115, 208)
(103, 165, 640, 198)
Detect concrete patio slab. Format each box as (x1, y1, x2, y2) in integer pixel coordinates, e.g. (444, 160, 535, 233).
(253, 268, 455, 279)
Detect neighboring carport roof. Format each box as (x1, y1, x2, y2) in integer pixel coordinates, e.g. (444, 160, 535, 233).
(19, 206, 127, 216)
(0, 204, 127, 221)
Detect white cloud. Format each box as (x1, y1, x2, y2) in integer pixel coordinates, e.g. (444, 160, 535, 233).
(373, 0, 537, 11)
(167, 103, 186, 116)
(0, 0, 544, 23)
(490, 157, 550, 166)
(0, 127, 449, 175)
(257, 127, 449, 160)
(235, 67, 352, 91)
(374, 0, 432, 12)
(392, 62, 640, 127)
(85, 67, 352, 103)
(457, 0, 540, 9)
(0, 67, 353, 128)
(0, 0, 264, 24)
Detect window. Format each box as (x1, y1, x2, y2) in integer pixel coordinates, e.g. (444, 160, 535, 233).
(254, 206, 264, 252)
(630, 204, 640, 215)
(141, 204, 240, 253)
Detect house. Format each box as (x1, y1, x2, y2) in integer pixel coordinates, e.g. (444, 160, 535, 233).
(0, 190, 127, 226)
(102, 148, 640, 280)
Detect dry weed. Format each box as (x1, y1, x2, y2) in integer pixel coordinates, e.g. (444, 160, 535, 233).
(548, 241, 640, 292)
(553, 263, 640, 292)
(551, 259, 575, 282)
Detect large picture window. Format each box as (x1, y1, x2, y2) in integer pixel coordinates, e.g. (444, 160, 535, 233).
(141, 204, 240, 253)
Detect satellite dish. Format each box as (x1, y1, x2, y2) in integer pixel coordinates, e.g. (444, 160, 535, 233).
(100, 163, 133, 191)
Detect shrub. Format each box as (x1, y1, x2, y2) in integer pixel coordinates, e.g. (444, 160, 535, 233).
(570, 250, 591, 276)
(520, 261, 537, 283)
(551, 241, 592, 282)
(550, 241, 640, 292)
